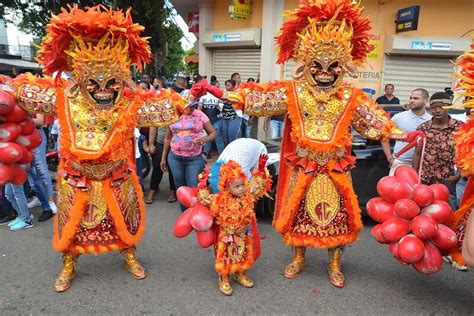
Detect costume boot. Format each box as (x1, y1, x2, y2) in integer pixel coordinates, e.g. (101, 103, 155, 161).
(218, 274, 233, 296)
(54, 253, 79, 292)
(284, 246, 306, 279)
(327, 247, 345, 288)
(120, 247, 147, 280)
(234, 271, 254, 288)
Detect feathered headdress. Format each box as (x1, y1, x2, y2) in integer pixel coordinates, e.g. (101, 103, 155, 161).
(451, 45, 474, 109)
(275, 0, 372, 65)
(37, 5, 151, 78)
(210, 160, 247, 193)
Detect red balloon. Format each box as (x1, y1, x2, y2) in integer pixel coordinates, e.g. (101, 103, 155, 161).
(10, 165, 27, 185)
(366, 197, 394, 223)
(431, 224, 458, 250)
(410, 214, 438, 240)
(0, 142, 23, 164)
(389, 241, 400, 257)
(398, 234, 425, 263)
(376, 176, 412, 203)
(395, 256, 410, 266)
(412, 241, 442, 275)
(196, 226, 215, 248)
(393, 198, 420, 220)
(176, 186, 198, 208)
(0, 163, 14, 184)
(381, 217, 410, 242)
(173, 208, 193, 238)
(371, 224, 389, 244)
(190, 203, 213, 232)
(421, 200, 453, 225)
(430, 183, 450, 202)
(16, 144, 33, 164)
(3, 105, 27, 123)
(412, 184, 434, 207)
(0, 90, 14, 115)
(15, 129, 42, 150)
(0, 122, 22, 142)
(18, 116, 35, 135)
(394, 166, 419, 187)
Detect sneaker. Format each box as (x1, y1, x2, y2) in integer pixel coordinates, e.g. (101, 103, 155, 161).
(452, 261, 469, 271)
(27, 197, 41, 208)
(9, 219, 34, 231)
(0, 213, 17, 226)
(38, 211, 54, 222)
(49, 201, 58, 214)
(442, 256, 453, 264)
(7, 217, 21, 228)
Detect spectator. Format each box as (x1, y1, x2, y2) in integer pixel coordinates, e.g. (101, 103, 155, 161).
(264, 115, 285, 140)
(412, 92, 463, 208)
(185, 76, 192, 89)
(171, 77, 187, 94)
(152, 77, 164, 90)
(27, 113, 57, 222)
(231, 73, 241, 87)
(231, 72, 252, 137)
(0, 186, 17, 225)
(199, 90, 225, 158)
(247, 78, 255, 83)
(193, 74, 203, 84)
(222, 79, 242, 145)
(5, 165, 34, 231)
(381, 88, 431, 175)
(375, 84, 400, 108)
(161, 96, 216, 211)
(145, 126, 177, 204)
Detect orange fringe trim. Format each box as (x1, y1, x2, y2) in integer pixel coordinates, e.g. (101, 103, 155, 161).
(52, 187, 89, 252)
(454, 118, 474, 177)
(69, 241, 128, 255)
(282, 171, 363, 249)
(102, 172, 146, 247)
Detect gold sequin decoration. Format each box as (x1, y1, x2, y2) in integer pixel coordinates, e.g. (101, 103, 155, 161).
(80, 181, 108, 229)
(245, 88, 288, 116)
(295, 82, 350, 142)
(137, 98, 179, 127)
(18, 83, 58, 115)
(57, 177, 75, 239)
(304, 173, 340, 226)
(116, 176, 140, 234)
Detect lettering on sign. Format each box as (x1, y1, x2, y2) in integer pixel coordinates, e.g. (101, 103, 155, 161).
(411, 41, 452, 51)
(228, 0, 251, 20)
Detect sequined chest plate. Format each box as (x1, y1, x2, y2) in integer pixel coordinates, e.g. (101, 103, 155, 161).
(293, 82, 352, 143)
(66, 94, 124, 152)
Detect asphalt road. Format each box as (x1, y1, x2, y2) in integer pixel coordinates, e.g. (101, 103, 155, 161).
(1, 187, 473, 315)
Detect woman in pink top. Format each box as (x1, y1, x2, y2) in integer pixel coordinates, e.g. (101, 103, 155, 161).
(161, 101, 216, 211)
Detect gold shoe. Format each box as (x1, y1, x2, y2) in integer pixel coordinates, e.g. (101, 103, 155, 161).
(121, 247, 147, 280)
(218, 274, 233, 296)
(54, 254, 78, 293)
(234, 272, 254, 288)
(327, 247, 345, 288)
(284, 246, 306, 279)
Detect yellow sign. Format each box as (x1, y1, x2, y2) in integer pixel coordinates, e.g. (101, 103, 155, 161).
(229, 0, 251, 20)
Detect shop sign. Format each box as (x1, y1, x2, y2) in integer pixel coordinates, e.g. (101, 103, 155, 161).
(396, 5, 420, 33)
(411, 41, 452, 51)
(228, 0, 251, 20)
(212, 33, 241, 43)
(188, 12, 199, 33)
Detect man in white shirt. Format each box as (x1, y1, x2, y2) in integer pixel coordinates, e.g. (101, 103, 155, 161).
(381, 88, 432, 175)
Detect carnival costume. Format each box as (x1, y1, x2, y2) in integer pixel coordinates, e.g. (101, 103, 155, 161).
(226, 0, 421, 287)
(11, 6, 182, 292)
(197, 158, 271, 295)
(448, 47, 474, 266)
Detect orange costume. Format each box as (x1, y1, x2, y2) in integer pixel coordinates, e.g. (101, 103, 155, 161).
(11, 6, 182, 292)
(197, 159, 271, 295)
(226, 0, 417, 287)
(448, 47, 474, 266)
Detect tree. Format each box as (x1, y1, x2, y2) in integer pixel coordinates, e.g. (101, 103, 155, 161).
(0, 0, 185, 78)
(184, 48, 198, 76)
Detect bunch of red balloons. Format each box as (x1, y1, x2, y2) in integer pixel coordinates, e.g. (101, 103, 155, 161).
(173, 186, 215, 248)
(0, 90, 42, 185)
(367, 166, 457, 275)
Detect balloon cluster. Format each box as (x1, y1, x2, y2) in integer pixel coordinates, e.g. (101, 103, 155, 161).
(173, 186, 215, 248)
(367, 166, 457, 275)
(0, 90, 42, 185)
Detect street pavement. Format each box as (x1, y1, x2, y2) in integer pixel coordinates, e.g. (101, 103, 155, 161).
(1, 186, 473, 315)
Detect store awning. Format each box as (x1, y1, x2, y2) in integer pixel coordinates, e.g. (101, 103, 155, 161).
(184, 54, 199, 64)
(0, 58, 42, 70)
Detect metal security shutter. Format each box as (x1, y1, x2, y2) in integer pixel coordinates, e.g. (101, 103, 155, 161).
(213, 48, 261, 82)
(382, 55, 455, 104)
(282, 58, 296, 80)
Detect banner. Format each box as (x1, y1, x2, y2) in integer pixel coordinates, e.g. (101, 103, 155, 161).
(188, 12, 199, 33)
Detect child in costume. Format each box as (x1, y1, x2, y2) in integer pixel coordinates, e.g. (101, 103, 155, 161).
(197, 157, 271, 296)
